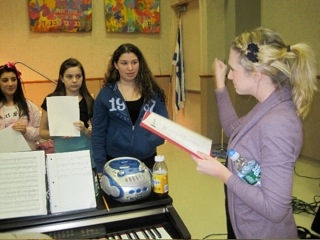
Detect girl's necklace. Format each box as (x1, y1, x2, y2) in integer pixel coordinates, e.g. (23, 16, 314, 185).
(119, 82, 136, 101)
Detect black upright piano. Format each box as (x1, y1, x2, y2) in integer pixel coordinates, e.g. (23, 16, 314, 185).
(0, 192, 191, 239)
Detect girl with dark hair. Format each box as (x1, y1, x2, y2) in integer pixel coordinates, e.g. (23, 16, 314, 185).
(40, 58, 95, 168)
(92, 43, 168, 174)
(0, 62, 41, 150)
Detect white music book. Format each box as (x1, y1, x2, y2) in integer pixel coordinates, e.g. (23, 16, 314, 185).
(0, 150, 96, 219)
(140, 112, 212, 157)
(0, 151, 47, 219)
(46, 150, 96, 213)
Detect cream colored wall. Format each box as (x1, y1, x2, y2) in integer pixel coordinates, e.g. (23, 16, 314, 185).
(0, 0, 174, 81)
(199, 0, 226, 74)
(261, 0, 320, 72)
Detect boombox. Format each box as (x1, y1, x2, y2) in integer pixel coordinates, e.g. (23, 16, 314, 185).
(100, 157, 152, 203)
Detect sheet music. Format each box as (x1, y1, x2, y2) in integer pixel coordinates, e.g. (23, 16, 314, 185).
(46, 150, 96, 213)
(140, 112, 212, 157)
(0, 151, 47, 219)
(47, 96, 80, 137)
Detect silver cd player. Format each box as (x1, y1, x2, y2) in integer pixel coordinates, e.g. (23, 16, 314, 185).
(100, 157, 152, 203)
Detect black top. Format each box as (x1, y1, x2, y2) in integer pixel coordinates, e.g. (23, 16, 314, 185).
(125, 96, 144, 126)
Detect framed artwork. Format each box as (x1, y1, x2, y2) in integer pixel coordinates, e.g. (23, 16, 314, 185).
(104, 0, 160, 33)
(28, 0, 92, 33)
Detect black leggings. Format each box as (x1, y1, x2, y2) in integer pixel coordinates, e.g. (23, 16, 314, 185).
(225, 196, 236, 239)
(224, 173, 236, 239)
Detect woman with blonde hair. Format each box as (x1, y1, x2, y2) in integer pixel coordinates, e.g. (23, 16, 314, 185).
(192, 27, 317, 239)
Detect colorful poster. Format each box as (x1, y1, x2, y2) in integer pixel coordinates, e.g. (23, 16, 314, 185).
(104, 0, 160, 33)
(28, 0, 92, 32)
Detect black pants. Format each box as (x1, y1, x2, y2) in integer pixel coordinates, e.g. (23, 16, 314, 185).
(224, 155, 236, 239)
(225, 195, 236, 239)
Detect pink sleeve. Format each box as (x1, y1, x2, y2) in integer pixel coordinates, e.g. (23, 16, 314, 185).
(23, 100, 41, 141)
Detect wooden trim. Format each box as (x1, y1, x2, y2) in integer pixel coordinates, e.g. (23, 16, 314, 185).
(199, 75, 213, 78)
(201, 75, 320, 80)
(21, 75, 172, 84)
(186, 89, 200, 94)
(22, 77, 104, 84)
(23, 74, 319, 85)
(154, 75, 171, 78)
(22, 80, 57, 84)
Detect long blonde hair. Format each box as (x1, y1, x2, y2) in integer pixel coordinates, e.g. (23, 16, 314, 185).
(232, 27, 317, 119)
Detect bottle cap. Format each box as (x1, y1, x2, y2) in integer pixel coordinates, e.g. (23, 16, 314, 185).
(155, 155, 164, 162)
(227, 149, 239, 161)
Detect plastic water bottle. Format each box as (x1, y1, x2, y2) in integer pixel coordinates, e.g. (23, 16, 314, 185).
(227, 149, 261, 186)
(152, 155, 169, 196)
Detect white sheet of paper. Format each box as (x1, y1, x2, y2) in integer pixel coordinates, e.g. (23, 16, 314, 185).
(47, 96, 80, 137)
(0, 150, 47, 219)
(46, 150, 96, 213)
(0, 126, 31, 153)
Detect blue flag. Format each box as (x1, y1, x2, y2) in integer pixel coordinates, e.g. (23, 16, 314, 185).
(172, 17, 185, 110)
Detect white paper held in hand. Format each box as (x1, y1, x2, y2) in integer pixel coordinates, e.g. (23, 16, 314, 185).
(47, 96, 80, 137)
(140, 112, 212, 157)
(0, 126, 31, 153)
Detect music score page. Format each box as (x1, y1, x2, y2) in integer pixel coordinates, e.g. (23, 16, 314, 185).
(0, 151, 47, 219)
(140, 112, 212, 157)
(46, 150, 96, 213)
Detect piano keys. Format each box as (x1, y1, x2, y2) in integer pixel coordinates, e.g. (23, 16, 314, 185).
(107, 226, 172, 239)
(0, 193, 191, 239)
(45, 224, 173, 239)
